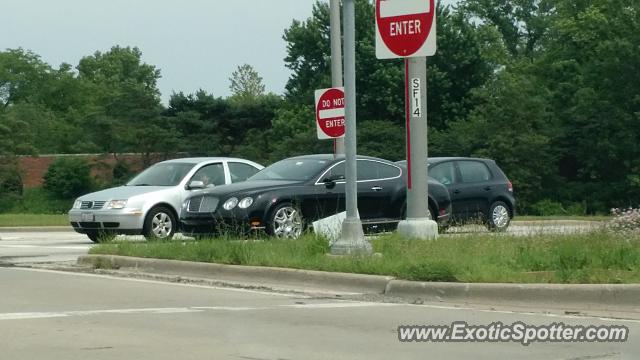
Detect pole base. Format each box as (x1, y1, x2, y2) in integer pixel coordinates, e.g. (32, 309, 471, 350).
(330, 217, 372, 255)
(397, 218, 438, 240)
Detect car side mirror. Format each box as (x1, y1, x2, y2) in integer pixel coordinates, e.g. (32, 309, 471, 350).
(322, 175, 344, 189)
(188, 180, 205, 190)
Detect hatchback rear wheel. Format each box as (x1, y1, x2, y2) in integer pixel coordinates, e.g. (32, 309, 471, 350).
(487, 201, 511, 232)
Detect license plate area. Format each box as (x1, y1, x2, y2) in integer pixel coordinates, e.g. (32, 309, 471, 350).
(81, 213, 95, 222)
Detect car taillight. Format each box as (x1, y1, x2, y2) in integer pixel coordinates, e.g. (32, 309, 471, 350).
(507, 181, 513, 192)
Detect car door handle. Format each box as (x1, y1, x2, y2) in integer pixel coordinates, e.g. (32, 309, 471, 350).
(453, 189, 461, 194)
(371, 186, 383, 192)
(484, 186, 492, 191)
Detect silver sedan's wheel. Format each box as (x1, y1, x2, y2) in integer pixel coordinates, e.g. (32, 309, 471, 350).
(488, 201, 510, 232)
(269, 203, 303, 239)
(144, 206, 176, 240)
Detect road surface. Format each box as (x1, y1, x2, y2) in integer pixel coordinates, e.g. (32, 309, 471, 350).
(0, 267, 637, 360)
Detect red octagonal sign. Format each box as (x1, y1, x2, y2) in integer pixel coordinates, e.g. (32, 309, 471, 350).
(314, 87, 345, 139)
(375, 0, 436, 59)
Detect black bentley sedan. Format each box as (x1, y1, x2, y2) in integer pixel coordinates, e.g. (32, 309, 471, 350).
(180, 154, 451, 238)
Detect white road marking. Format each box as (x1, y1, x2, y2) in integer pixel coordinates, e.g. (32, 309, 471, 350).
(0, 303, 401, 321)
(0, 244, 89, 250)
(282, 302, 399, 309)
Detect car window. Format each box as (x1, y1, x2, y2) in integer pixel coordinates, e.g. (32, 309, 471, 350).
(357, 160, 401, 181)
(324, 161, 345, 181)
(458, 161, 492, 183)
(190, 163, 225, 187)
(249, 158, 330, 181)
(228, 162, 260, 183)
(127, 163, 195, 186)
(429, 162, 456, 185)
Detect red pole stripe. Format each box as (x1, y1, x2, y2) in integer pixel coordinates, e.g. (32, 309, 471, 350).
(405, 58, 411, 190)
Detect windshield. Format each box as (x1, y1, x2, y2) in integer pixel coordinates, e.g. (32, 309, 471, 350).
(248, 158, 330, 182)
(127, 163, 195, 186)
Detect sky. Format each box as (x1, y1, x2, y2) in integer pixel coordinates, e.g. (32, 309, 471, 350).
(0, 0, 317, 103)
(1, 0, 457, 104)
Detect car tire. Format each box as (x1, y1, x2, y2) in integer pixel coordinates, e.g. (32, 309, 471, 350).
(86, 231, 115, 243)
(143, 206, 176, 240)
(487, 201, 511, 232)
(267, 202, 304, 239)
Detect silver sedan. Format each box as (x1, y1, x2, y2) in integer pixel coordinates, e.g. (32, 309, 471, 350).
(68, 157, 263, 242)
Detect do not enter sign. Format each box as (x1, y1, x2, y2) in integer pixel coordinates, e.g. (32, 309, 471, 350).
(375, 0, 436, 59)
(314, 87, 345, 139)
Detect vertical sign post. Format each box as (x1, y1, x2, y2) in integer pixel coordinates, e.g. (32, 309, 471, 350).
(331, 0, 372, 255)
(330, 0, 345, 155)
(375, 0, 438, 240)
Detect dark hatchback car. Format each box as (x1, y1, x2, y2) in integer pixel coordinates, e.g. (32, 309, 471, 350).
(398, 157, 515, 231)
(181, 154, 451, 238)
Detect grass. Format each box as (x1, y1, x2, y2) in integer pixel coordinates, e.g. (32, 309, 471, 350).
(0, 213, 69, 227)
(514, 215, 611, 222)
(90, 230, 640, 284)
(1, 187, 72, 214)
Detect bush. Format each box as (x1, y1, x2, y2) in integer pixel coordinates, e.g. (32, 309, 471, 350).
(530, 199, 587, 216)
(43, 158, 93, 199)
(112, 160, 134, 186)
(0, 162, 23, 212)
(530, 199, 566, 216)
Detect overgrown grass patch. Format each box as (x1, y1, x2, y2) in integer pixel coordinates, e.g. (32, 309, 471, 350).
(3, 187, 72, 214)
(0, 213, 69, 227)
(90, 231, 640, 284)
(514, 215, 611, 222)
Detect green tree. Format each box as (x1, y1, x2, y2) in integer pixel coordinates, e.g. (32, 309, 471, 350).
(432, 71, 557, 211)
(535, 0, 640, 209)
(77, 46, 178, 162)
(229, 64, 266, 101)
(462, 0, 553, 60)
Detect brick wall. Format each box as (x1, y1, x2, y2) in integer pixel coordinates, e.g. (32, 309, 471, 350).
(18, 153, 169, 188)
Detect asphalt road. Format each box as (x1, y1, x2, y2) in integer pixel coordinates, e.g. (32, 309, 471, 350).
(1, 266, 637, 360)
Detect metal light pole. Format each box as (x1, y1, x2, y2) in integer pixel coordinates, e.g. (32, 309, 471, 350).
(330, 0, 372, 255)
(396, 57, 438, 239)
(330, 0, 345, 155)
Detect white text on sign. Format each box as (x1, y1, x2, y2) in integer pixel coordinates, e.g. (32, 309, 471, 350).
(321, 98, 344, 108)
(325, 118, 345, 128)
(390, 20, 421, 36)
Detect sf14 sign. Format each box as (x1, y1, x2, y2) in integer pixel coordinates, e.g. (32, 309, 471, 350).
(315, 87, 345, 139)
(375, 0, 437, 59)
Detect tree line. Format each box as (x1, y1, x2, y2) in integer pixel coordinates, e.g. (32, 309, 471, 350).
(1, 0, 638, 214)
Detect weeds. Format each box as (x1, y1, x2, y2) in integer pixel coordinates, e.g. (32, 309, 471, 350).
(90, 229, 640, 284)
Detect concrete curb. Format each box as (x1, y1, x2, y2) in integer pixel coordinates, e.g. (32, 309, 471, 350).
(384, 280, 640, 309)
(79, 255, 640, 310)
(0, 226, 73, 233)
(77, 255, 393, 294)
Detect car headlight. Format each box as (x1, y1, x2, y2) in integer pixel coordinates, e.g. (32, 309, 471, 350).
(73, 200, 82, 209)
(106, 199, 128, 209)
(238, 197, 253, 209)
(222, 197, 238, 211)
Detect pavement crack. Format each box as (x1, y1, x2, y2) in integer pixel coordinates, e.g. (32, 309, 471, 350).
(561, 352, 621, 360)
(81, 346, 114, 351)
